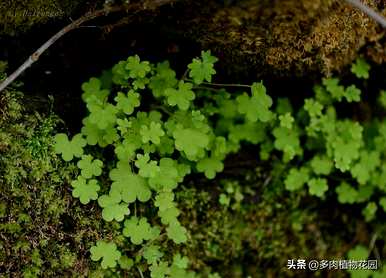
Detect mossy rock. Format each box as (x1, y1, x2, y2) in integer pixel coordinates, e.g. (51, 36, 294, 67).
(163, 0, 386, 79)
(0, 0, 99, 36)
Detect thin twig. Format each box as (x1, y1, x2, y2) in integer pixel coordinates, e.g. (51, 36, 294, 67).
(0, 0, 178, 93)
(345, 0, 386, 28)
(184, 78, 252, 88)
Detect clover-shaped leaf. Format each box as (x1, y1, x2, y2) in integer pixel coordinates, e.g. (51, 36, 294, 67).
(336, 182, 358, 204)
(81, 117, 118, 147)
(279, 113, 294, 129)
(90, 241, 121, 269)
(149, 61, 178, 97)
(158, 206, 180, 225)
(122, 216, 154, 245)
(307, 178, 328, 197)
(196, 157, 224, 179)
(54, 133, 86, 162)
(71, 176, 100, 204)
(114, 139, 139, 161)
(154, 192, 175, 212)
(125, 55, 151, 79)
(98, 190, 129, 221)
(173, 127, 209, 161)
(114, 91, 140, 115)
(172, 254, 189, 269)
(110, 161, 152, 203)
(140, 122, 165, 145)
(272, 126, 301, 161)
(165, 81, 195, 110)
(351, 57, 370, 79)
(284, 167, 310, 191)
(150, 261, 170, 278)
(77, 155, 103, 179)
(304, 99, 323, 117)
(143, 245, 164, 265)
(236, 82, 273, 122)
(322, 78, 345, 101)
(135, 153, 160, 178)
(310, 155, 333, 176)
(166, 220, 187, 244)
(81, 77, 109, 103)
(148, 158, 181, 191)
(88, 104, 118, 130)
(188, 50, 218, 84)
(345, 85, 361, 102)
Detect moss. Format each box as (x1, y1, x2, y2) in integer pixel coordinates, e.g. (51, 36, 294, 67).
(165, 0, 385, 79)
(0, 82, 121, 276)
(172, 168, 361, 277)
(0, 0, 98, 36)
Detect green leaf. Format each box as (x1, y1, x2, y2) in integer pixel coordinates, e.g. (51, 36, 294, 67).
(379, 197, 386, 212)
(310, 155, 333, 175)
(345, 85, 361, 102)
(114, 90, 140, 115)
(149, 61, 178, 98)
(71, 176, 100, 204)
(272, 126, 301, 161)
(284, 167, 309, 191)
(279, 113, 294, 129)
(122, 216, 155, 244)
(90, 241, 121, 269)
(173, 127, 209, 160)
(154, 192, 175, 212)
(347, 245, 368, 260)
(335, 182, 358, 204)
(351, 57, 370, 79)
(140, 122, 165, 145)
(110, 161, 151, 203)
(118, 256, 134, 270)
(362, 202, 377, 222)
(307, 178, 328, 197)
(166, 220, 187, 244)
(172, 254, 189, 269)
(328, 121, 363, 172)
(81, 117, 118, 147)
(196, 157, 224, 179)
(148, 158, 181, 191)
(54, 133, 86, 161)
(350, 151, 380, 185)
(236, 82, 273, 122)
(158, 206, 181, 225)
(150, 261, 170, 278)
(322, 78, 345, 101)
(77, 155, 103, 179)
(219, 193, 230, 206)
(188, 50, 218, 84)
(304, 99, 323, 117)
(88, 104, 118, 130)
(81, 77, 109, 103)
(97, 190, 130, 222)
(125, 55, 151, 79)
(165, 81, 195, 110)
(378, 90, 386, 109)
(143, 245, 164, 265)
(114, 138, 139, 161)
(135, 153, 160, 178)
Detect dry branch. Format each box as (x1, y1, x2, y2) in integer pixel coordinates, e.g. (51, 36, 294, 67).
(0, 0, 178, 93)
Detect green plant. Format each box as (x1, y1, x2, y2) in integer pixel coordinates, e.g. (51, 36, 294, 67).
(54, 51, 386, 276)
